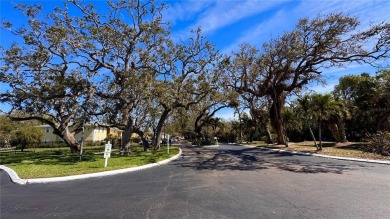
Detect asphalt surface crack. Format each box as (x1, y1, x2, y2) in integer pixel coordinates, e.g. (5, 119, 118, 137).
(145, 170, 175, 219)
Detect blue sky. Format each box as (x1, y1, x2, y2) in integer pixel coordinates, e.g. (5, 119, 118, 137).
(1, 0, 390, 120)
(161, 0, 390, 120)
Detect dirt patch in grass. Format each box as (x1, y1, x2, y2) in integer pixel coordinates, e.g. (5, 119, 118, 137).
(252, 141, 390, 161)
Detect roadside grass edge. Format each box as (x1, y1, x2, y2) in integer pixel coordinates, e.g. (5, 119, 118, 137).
(0, 148, 182, 185)
(249, 145, 390, 165)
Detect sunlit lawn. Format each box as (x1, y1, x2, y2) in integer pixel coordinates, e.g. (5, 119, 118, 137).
(251, 141, 390, 161)
(0, 145, 179, 178)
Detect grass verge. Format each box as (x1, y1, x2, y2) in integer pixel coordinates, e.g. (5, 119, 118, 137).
(0, 145, 179, 178)
(250, 141, 390, 161)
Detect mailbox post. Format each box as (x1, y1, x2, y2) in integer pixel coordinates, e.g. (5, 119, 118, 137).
(104, 141, 112, 168)
(167, 135, 170, 154)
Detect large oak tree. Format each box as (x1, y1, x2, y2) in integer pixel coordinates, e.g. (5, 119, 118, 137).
(150, 29, 220, 149)
(51, 0, 171, 153)
(227, 13, 389, 145)
(0, 4, 94, 153)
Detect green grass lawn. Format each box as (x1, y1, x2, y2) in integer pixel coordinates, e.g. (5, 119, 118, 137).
(0, 145, 179, 178)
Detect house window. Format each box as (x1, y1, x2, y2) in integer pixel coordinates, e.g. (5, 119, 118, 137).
(46, 128, 50, 133)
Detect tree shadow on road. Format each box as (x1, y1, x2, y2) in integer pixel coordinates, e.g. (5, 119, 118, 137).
(175, 146, 370, 174)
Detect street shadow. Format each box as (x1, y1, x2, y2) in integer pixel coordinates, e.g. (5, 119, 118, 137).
(175, 146, 369, 174)
(179, 148, 268, 171)
(335, 143, 364, 150)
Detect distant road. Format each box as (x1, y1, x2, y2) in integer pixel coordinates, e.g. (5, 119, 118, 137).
(1, 143, 390, 218)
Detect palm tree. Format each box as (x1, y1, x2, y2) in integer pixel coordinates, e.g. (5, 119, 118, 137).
(202, 117, 224, 142)
(311, 94, 342, 150)
(208, 117, 224, 137)
(326, 99, 351, 143)
(297, 95, 318, 149)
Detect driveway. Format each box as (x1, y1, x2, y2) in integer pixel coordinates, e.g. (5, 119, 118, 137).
(1, 144, 390, 218)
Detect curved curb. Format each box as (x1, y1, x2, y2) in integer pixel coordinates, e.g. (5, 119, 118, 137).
(203, 145, 220, 148)
(252, 146, 390, 165)
(0, 148, 182, 185)
(0, 165, 28, 185)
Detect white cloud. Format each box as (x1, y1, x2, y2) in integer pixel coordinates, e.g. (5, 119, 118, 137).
(222, 0, 390, 54)
(163, 0, 214, 25)
(192, 0, 282, 34)
(321, 63, 373, 76)
(171, 0, 284, 41)
(308, 83, 337, 94)
(222, 9, 289, 53)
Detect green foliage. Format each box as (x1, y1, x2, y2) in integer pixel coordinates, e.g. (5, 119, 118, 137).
(364, 132, 390, 156)
(225, 13, 389, 144)
(0, 1, 95, 152)
(2, 1, 389, 153)
(193, 137, 216, 146)
(104, 134, 121, 148)
(0, 116, 44, 150)
(260, 134, 277, 143)
(132, 136, 142, 144)
(37, 142, 68, 148)
(0, 116, 14, 147)
(11, 125, 43, 151)
(240, 112, 257, 142)
(334, 70, 390, 139)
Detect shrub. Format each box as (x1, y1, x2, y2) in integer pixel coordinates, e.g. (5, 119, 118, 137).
(260, 134, 277, 143)
(49, 142, 68, 148)
(193, 138, 216, 146)
(84, 141, 97, 147)
(132, 136, 141, 144)
(286, 129, 305, 142)
(364, 132, 390, 156)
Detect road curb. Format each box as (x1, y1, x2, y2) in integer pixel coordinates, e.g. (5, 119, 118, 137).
(0, 165, 28, 185)
(250, 146, 390, 165)
(0, 148, 182, 185)
(203, 145, 220, 148)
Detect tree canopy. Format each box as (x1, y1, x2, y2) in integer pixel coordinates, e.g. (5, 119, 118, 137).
(1, 2, 389, 154)
(224, 13, 389, 145)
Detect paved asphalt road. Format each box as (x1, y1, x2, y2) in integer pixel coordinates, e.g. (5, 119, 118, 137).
(1, 144, 390, 219)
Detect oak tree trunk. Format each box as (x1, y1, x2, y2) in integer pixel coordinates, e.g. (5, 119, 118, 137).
(194, 120, 204, 145)
(265, 124, 274, 144)
(55, 127, 80, 153)
(153, 109, 170, 150)
(134, 128, 149, 151)
(121, 120, 133, 155)
(269, 93, 286, 145)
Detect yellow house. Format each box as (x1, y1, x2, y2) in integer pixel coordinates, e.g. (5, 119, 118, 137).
(107, 127, 123, 139)
(36, 124, 123, 143)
